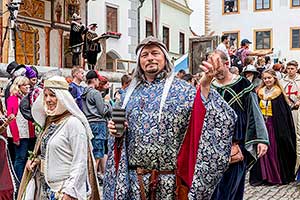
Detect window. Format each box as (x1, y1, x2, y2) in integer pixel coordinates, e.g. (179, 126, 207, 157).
(291, 0, 300, 7)
(179, 32, 185, 55)
(222, 31, 240, 49)
(291, 28, 300, 49)
(255, 0, 271, 11)
(146, 21, 153, 37)
(106, 6, 118, 32)
(223, 0, 239, 14)
(254, 29, 272, 50)
(163, 26, 170, 50)
(67, 4, 79, 22)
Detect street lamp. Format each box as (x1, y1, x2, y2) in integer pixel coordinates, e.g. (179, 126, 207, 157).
(138, 0, 146, 43)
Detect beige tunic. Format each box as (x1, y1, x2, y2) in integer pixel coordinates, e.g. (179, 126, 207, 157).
(280, 74, 300, 172)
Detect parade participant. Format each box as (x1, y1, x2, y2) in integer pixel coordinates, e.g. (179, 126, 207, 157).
(17, 76, 101, 200)
(216, 35, 230, 65)
(273, 63, 284, 79)
(69, 67, 85, 110)
(210, 50, 269, 200)
(69, 13, 85, 66)
(19, 66, 42, 122)
(236, 39, 273, 66)
(280, 60, 300, 110)
(7, 76, 34, 182)
(83, 23, 102, 70)
(104, 36, 237, 199)
(241, 64, 262, 89)
(256, 56, 266, 75)
(82, 70, 112, 183)
(4, 61, 26, 106)
(114, 74, 132, 104)
(176, 69, 186, 79)
(250, 69, 296, 185)
(0, 107, 16, 200)
(280, 60, 300, 175)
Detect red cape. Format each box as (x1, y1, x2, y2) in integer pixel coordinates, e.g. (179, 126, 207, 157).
(177, 88, 206, 188)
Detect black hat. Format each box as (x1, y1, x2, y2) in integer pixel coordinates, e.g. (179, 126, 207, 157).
(86, 70, 98, 80)
(6, 61, 25, 75)
(241, 39, 252, 46)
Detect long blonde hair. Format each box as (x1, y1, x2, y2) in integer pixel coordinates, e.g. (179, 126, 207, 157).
(10, 76, 30, 96)
(257, 69, 289, 103)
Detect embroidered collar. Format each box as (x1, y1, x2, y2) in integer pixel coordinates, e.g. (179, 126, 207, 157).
(212, 74, 241, 88)
(258, 85, 282, 100)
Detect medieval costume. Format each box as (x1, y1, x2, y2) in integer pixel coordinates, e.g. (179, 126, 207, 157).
(104, 36, 237, 199)
(17, 76, 101, 200)
(241, 64, 262, 90)
(211, 75, 269, 200)
(83, 24, 101, 70)
(249, 85, 296, 185)
(280, 74, 300, 175)
(0, 115, 17, 200)
(69, 14, 86, 66)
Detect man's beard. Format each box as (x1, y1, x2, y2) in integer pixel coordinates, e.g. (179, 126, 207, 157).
(145, 64, 159, 74)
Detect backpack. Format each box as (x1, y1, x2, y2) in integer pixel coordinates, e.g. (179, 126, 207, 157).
(230, 54, 244, 73)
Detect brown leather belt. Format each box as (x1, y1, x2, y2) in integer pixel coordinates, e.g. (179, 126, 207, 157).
(135, 167, 175, 200)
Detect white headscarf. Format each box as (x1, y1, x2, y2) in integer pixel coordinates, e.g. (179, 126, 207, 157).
(32, 76, 93, 140)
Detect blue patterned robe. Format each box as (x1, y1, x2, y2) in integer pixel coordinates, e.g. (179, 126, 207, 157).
(104, 76, 195, 199)
(104, 75, 237, 199)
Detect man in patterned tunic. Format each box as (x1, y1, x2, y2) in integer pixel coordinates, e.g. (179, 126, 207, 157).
(104, 37, 237, 199)
(210, 50, 269, 200)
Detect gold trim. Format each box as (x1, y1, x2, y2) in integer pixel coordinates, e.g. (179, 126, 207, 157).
(161, 0, 193, 15)
(222, 0, 240, 15)
(290, 27, 300, 50)
(253, 28, 273, 51)
(222, 30, 240, 48)
(290, 0, 300, 8)
(254, 0, 272, 12)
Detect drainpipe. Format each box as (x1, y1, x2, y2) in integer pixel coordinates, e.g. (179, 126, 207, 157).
(137, 0, 145, 43)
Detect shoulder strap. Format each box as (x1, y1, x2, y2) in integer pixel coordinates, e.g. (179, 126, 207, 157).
(158, 74, 175, 122)
(122, 74, 175, 123)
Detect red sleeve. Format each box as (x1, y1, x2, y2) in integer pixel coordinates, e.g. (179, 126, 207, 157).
(177, 88, 206, 188)
(7, 95, 19, 142)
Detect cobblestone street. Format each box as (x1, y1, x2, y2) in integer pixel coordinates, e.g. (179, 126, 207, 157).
(244, 177, 300, 200)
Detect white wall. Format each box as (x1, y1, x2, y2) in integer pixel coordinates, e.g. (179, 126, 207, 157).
(208, 0, 300, 61)
(88, 0, 132, 60)
(50, 30, 60, 67)
(140, 0, 191, 58)
(189, 0, 205, 36)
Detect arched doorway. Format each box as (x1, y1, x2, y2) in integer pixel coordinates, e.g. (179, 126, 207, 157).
(106, 50, 125, 71)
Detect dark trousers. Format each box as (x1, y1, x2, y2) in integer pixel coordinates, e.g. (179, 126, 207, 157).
(13, 138, 35, 182)
(72, 52, 80, 66)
